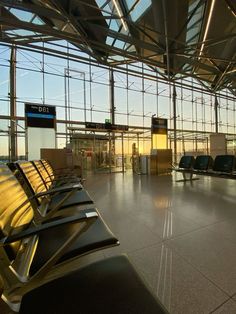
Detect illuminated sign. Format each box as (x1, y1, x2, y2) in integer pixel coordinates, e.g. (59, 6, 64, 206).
(85, 122, 128, 131)
(151, 117, 168, 134)
(25, 104, 56, 128)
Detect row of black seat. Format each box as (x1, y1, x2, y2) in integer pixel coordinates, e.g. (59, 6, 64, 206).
(0, 160, 168, 313)
(174, 154, 236, 181)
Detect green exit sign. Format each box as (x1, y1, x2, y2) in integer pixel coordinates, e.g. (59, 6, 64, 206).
(105, 119, 111, 123)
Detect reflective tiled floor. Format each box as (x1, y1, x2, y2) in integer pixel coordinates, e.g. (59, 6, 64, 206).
(83, 171, 236, 313)
(1, 171, 236, 313)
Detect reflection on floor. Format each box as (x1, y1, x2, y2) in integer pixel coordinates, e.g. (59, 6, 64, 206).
(84, 171, 236, 314)
(1, 171, 236, 313)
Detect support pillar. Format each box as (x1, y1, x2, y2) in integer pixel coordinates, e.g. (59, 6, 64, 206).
(10, 46, 17, 161)
(121, 132, 124, 173)
(215, 95, 219, 133)
(109, 68, 115, 157)
(173, 84, 177, 163)
(109, 68, 115, 125)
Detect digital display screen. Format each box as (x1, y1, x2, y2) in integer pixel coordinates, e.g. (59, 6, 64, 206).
(25, 104, 56, 128)
(151, 117, 168, 134)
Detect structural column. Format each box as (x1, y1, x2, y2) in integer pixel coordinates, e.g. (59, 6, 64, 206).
(10, 46, 17, 161)
(172, 84, 177, 163)
(214, 95, 219, 133)
(109, 68, 115, 125)
(109, 68, 115, 159)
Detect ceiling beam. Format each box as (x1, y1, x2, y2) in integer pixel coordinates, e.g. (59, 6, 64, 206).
(0, 0, 67, 21)
(0, 14, 100, 59)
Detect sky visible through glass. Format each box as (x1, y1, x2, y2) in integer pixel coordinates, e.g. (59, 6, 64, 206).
(0, 43, 235, 159)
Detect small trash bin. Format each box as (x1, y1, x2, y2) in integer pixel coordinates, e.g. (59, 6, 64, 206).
(140, 155, 149, 174)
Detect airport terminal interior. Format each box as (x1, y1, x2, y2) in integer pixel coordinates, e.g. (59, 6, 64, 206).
(0, 0, 236, 313)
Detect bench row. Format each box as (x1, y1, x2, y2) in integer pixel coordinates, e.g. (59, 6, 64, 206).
(0, 160, 168, 313)
(174, 154, 236, 181)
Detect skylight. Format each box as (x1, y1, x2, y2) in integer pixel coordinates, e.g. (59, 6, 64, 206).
(8, 7, 45, 25)
(95, 0, 130, 50)
(113, 39, 126, 49)
(186, 0, 205, 46)
(10, 8, 34, 22)
(125, 0, 151, 22)
(9, 29, 38, 37)
(32, 16, 45, 25)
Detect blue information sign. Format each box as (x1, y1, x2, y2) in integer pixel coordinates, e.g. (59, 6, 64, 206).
(25, 104, 56, 128)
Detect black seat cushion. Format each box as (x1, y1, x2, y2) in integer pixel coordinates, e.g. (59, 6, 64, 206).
(213, 155, 235, 173)
(49, 189, 94, 210)
(179, 156, 195, 169)
(194, 155, 213, 171)
(29, 208, 118, 276)
(21, 255, 168, 314)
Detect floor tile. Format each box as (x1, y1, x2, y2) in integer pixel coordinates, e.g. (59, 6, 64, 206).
(211, 298, 236, 313)
(103, 216, 162, 255)
(128, 243, 228, 314)
(207, 220, 236, 245)
(85, 172, 236, 312)
(134, 209, 202, 240)
(87, 173, 202, 240)
(168, 228, 236, 295)
(232, 294, 236, 302)
(172, 176, 236, 225)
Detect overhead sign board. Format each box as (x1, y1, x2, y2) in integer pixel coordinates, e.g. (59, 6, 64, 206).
(25, 104, 56, 128)
(85, 122, 128, 131)
(151, 117, 168, 134)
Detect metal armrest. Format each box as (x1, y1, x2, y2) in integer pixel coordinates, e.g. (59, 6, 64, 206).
(35, 183, 82, 198)
(28, 183, 84, 221)
(0, 211, 98, 245)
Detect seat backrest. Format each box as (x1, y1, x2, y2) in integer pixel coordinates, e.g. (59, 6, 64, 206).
(0, 164, 34, 259)
(178, 155, 195, 169)
(16, 161, 48, 195)
(213, 155, 235, 173)
(32, 160, 52, 189)
(194, 155, 213, 171)
(41, 159, 55, 181)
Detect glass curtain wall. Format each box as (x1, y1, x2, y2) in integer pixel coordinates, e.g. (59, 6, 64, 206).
(0, 42, 235, 162)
